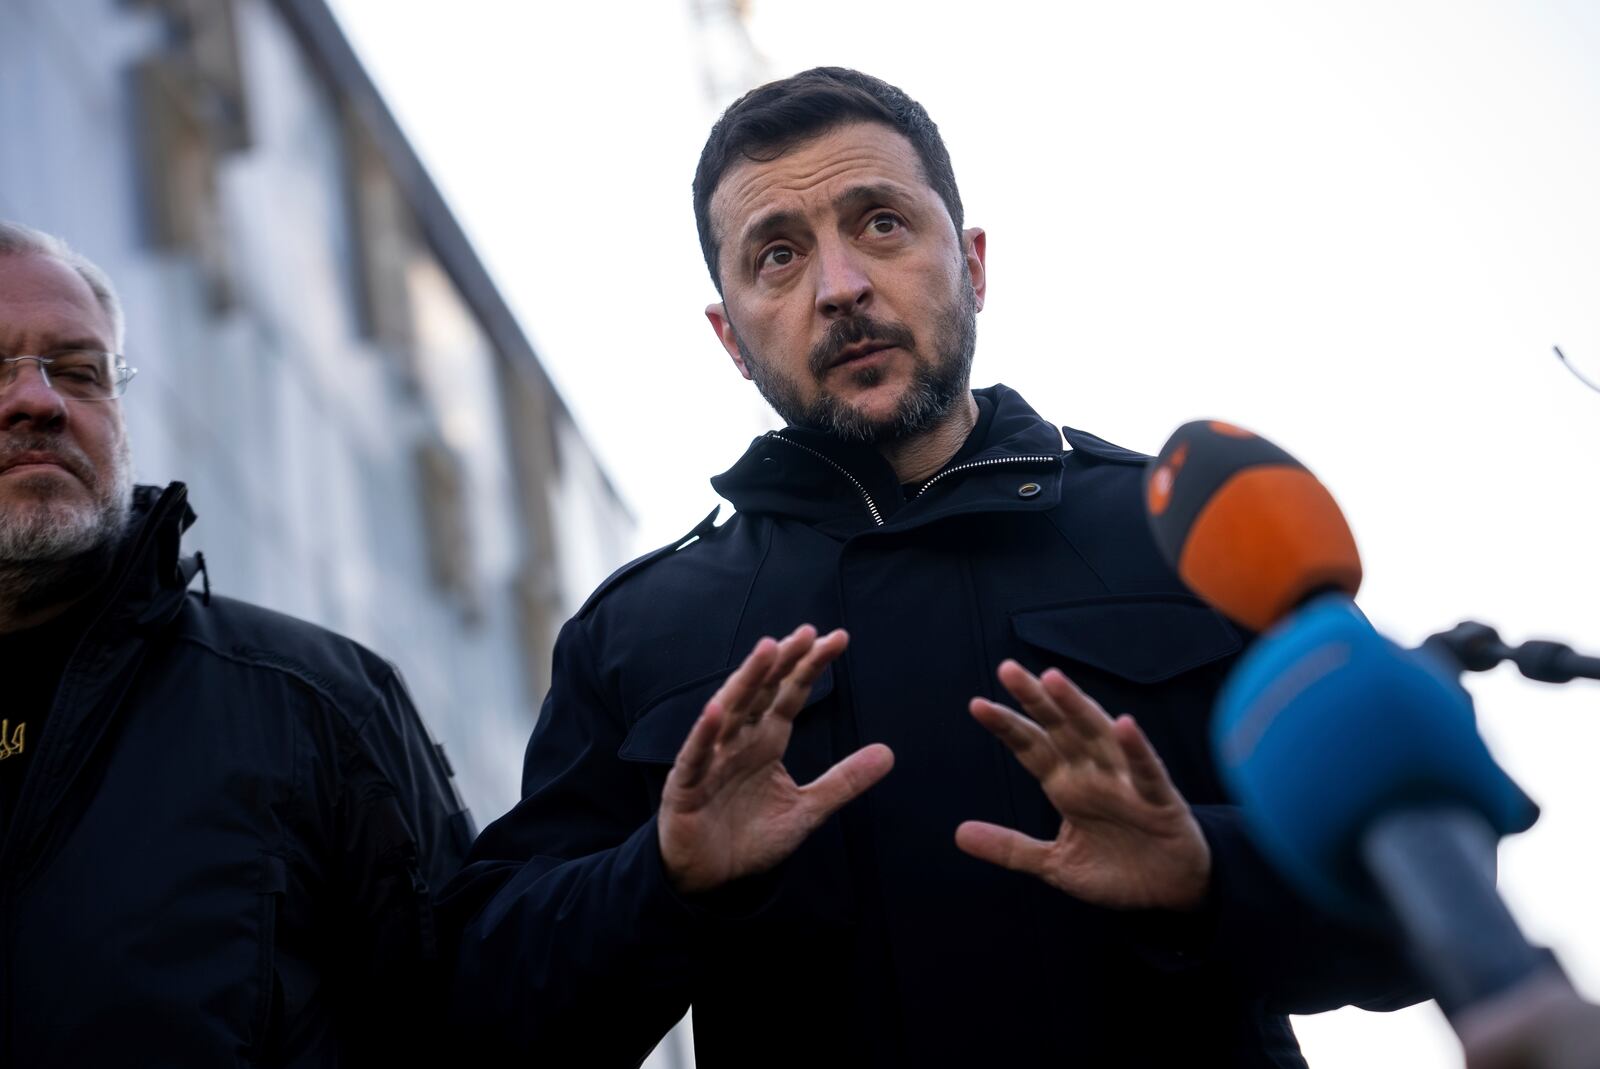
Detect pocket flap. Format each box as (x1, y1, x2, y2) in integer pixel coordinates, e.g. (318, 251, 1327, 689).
(1010, 594, 1241, 684)
(619, 663, 836, 763)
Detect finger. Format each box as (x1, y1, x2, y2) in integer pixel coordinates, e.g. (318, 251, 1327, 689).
(797, 741, 892, 821)
(1113, 715, 1181, 806)
(770, 628, 849, 723)
(714, 636, 779, 742)
(1037, 668, 1120, 750)
(994, 659, 1059, 723)
(671, 701, 724, 790)
(717, 629, 830, 767)
(1014, 663, 1121, 767)
(745, 625, 818, 720)
(716, 636, 780, 711)
(1037, 667, 1111, 720)
(953, 820, 1055, 878)
(968, 697, 1062, 787)
(760, 624, 818, 688)
(995, 661, 1115, 767)
(996, 660, 1091, 742)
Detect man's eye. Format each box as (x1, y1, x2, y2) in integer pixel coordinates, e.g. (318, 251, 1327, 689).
(50, 353, 106, 383)
(867, 213, 903, 235)
(759, 246, 796, 270)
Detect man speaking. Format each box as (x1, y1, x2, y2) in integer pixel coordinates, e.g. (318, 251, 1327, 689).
(447, 67, 1418, 1066)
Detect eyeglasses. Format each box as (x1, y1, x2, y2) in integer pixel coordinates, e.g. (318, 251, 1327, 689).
(0, 351, 138, 402)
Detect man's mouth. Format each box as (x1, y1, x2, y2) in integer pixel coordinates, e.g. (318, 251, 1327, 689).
(828, 341, 897, 370)
(0, 452, 75, 478)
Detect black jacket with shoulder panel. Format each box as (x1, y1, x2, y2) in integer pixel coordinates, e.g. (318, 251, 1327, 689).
(446, 385, 1418, 1068)
(0, 484, 474, 1067)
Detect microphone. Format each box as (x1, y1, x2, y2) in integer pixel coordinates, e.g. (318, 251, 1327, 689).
(1145, 418, 1600, 682)
(1214, 594, 1542, 1015)
(1143, 419, 1558, 1030)
(1143, 420, 1361, 633)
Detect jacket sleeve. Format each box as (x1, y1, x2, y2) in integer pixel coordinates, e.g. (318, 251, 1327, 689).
(439, 615, 712, 1065)
(329, 667, 477, 1062)
(1196, 805, 1427, 1013)
(1124, 803, 1427, 1015)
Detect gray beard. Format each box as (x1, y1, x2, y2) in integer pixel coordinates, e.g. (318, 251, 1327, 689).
(737, 270, 978, 446)
(0, 533, 123, 627)
(0, 434, 134, 624)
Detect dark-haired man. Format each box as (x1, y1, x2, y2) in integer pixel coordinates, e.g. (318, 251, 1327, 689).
(447, 68, 1417, 1067)
(0, 221, 473, 1065)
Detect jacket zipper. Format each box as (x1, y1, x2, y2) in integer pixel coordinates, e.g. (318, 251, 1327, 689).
(0, 486, 188, 1064)
(766, 433, 1062, 522)
(765, 433, 887, 526)
(911, 454, 1060, 499)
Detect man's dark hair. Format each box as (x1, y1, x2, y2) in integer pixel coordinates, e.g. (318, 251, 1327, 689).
(692, 67, 965, 293)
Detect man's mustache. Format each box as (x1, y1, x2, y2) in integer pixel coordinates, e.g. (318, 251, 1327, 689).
(808, 317, 917, 376)
(0, 434, 94, 485)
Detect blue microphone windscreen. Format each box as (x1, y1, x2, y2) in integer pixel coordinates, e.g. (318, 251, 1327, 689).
(1214, 596, 1538, 919)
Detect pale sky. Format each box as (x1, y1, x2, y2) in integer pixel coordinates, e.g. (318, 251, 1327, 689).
(327, 2, 1600, 1064)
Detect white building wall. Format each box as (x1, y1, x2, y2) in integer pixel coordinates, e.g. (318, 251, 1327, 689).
(0, 0, 632, 823)
(551, 413, 637, 616)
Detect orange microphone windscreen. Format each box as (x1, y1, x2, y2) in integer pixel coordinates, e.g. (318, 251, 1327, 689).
(1144, 421, 1362, 633)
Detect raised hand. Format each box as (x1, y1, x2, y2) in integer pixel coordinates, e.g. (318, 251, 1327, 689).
(660, 625, 894, 895)
(955, 660, 1211, 911)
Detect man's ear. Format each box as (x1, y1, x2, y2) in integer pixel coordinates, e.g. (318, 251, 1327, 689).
(962, 227, 987, 312)
(705, 302, 753, 380)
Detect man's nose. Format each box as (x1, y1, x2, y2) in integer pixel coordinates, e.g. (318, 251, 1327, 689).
(0, 360, 70, 430)
(814, 241, 872, 319)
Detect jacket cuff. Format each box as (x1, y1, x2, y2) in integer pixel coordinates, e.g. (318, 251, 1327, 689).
(1114, 805, 1268, 975)
(1114, 875, 1221, 974)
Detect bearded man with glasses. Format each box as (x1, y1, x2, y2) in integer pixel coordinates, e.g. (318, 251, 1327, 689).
(0, 221, 472, 1067)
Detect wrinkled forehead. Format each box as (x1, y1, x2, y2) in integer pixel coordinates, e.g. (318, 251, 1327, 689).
(0, 252, 115, 351)
(709, 121, 937, 247)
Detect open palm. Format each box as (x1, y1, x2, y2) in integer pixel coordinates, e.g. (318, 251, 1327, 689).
(660, 626, 894, 895)
(955, 660, 1211, 911)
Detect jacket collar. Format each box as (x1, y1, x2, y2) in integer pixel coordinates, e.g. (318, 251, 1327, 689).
(1, 482, 199, 877)
(711, 384, 1067, 535)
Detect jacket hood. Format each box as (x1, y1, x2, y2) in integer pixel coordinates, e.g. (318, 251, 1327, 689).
(120, 482, 202, 616)
(710, 383, 1066, 531)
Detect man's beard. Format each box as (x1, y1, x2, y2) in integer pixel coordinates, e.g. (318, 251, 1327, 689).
(736, 269, 978, 445)
(0, 428, 134, 572)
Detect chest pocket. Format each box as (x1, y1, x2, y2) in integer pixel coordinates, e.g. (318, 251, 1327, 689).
(1008, 593, 1241, 684)
(618, 663, 837, 764)
(1006, 593, 1242, 804)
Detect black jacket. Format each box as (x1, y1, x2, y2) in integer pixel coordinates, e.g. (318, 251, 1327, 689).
(0, 484, 474, 1067)
(447, 385, 1418, 1068)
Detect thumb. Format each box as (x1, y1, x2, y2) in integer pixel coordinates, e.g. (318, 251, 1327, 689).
(799, 743, 894, 824)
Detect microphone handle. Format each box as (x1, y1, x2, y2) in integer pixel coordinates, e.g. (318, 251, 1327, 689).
(1514, 641, 1600, 684)
(1417, 623, 1600, 683)
(1361, 807, 1561, 1018)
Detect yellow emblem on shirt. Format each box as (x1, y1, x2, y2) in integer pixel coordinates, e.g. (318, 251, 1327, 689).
(0, 719, 24, 761)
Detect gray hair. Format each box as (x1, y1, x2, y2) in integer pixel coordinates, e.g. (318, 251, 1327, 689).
(0, 221, 126, 351)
